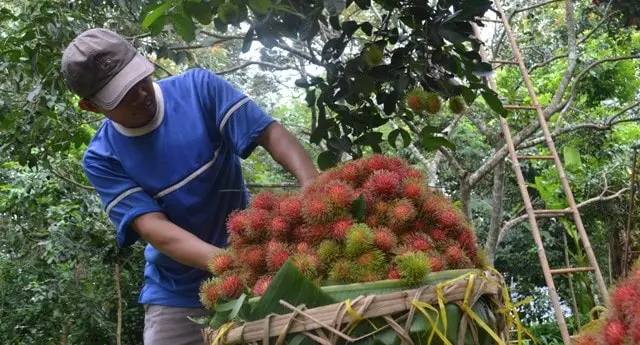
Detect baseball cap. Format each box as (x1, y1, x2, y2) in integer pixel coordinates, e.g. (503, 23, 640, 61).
(61, 28, 155, 110)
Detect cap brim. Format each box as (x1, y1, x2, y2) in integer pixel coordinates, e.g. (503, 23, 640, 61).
(90, 54, 155, 110)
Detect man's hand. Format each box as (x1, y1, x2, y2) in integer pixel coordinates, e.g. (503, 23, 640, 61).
(132, 212, 222, 271)
(256, 122, 319, 188)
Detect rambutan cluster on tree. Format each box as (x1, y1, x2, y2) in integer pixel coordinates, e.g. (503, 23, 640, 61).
(198, 155, 484, 308)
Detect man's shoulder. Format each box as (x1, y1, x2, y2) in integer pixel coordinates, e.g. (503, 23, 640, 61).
(82, 121, 118, 170)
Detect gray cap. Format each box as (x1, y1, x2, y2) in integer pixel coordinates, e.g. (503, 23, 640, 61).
(61, 28, 155, 110)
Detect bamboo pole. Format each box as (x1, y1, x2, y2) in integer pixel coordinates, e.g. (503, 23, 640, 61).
(563, 232, 581, 331)
(623, 149, 638, 277)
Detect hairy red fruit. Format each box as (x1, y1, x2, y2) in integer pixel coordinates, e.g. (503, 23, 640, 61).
(404, 233, 430, 252)
(444, 246, 465, 266)
(364, 170, 402, 198)
(240, 246, 265, 272)
(227, 211, 248, 235)
(269, 216, 290, 239)
(604, 319, 625, 345)
(415, 219, 429, 233)
(457, 230, 475, 249)
(407, 95, 422, 112)
(402, 167, 424, 180)
(228, 233, 249, 250)
(210, 252, 234, 275)
(422, 197, 445, 215)
(303, 197, 331, 223)
(306, 224, 329, 244)
(252, 276, 272, 296)
(388, 266, 401, 280)
(219, 274, 244, 300)
(390, 199, 417, 225)
(267, 247, 290, 272)
(332, 218, 354, 241)
(339, 161, 365, 186)
(574, 335, 597, 345)
(631, 319, 640, 343)
(611, 283, 637, 314)
(251, 192, 278, 211)
(325, 181, 355, 208)
(296, 242, 312, 254)
(366, 215, 382, 229)
(430, 229, 448, 243)
(403, 180, 424, 200)
(374, 201, 390, 215)
(365, 154, 392, 173)
(199, 278, 219, 309)
(245, 208, 270, 238)
(374, 228, 397, 252)
(278, 196, 303, 222)
(429, 256, 443, 272)
(437, 211, 460, 229)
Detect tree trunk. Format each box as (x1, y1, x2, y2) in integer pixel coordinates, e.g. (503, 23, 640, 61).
(60, 321, 69, 345)
(459, 180, 472, 221)
(484, 154, 506, 265)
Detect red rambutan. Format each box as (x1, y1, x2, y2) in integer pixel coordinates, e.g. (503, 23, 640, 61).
(389, 199, 417, 226)
(457, 230, 476, 248)
(252, 276, 272, 296)
(374, 228, 397, 252)
(631, 319, 640, 343)
(339, 161, 366, 186)
(366, 215, 382, 229)
(363, 170, 402, 198)
(374, 201, 390, 215)
(250, 191, 278, 211)
(239, 245, 266, 272)
(437, 210, 461, 230)
(429, 255, 444, 272)
(296, 242, 312, 254)
(218, 274, 245, 300)
(268, 216, 290, 239)
(387, 266, 401, 280)
(403, 233, 430, 252)
(245, 208, 271, 239)
(403, 180, 424, 200)
(402, 167, 425, 180)
(199, 278, 219, 309)
(324, 181, 356, 208)
(209, 251, 235, 276)
(415, 219, 429, 233)
(278, 196, 303, 223)
(292, 252, 320, 280)
(444, 245, 472, 269)
(604, 319, 626, 345)
(302, 197, 332, 224)
(267, 247, 290, 272)
(611, 283, 637, 314)
(228, 232, 250, 250)
(430, 228, 448, 243)
(365, 154, 391, 173)
(331, 217, 354, 241)
(227, 210, 248, 235)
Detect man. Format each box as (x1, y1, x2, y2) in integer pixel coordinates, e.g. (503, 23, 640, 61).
(61, 28, 319, 344)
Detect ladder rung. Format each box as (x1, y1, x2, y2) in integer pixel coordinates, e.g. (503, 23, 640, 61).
(533, 209, 574, 216)
(504, 104, 538, 110)
(550, 267, 595, 275)
(491, 60, 519, 65)
(478, 17, 503, 23)
(517, 155, 554, 160)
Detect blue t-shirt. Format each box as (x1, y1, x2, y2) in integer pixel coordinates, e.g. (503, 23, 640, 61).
(82, 68, 275, 307)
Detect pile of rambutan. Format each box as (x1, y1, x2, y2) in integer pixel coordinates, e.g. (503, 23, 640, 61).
(574, 262, 640, 345)
(199, 154, 485, 309)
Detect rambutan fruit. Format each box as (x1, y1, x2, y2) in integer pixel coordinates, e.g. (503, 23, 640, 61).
(444, 245, 472, 269)
(239, 245, 266, 273)
(403, 232, 431, 252)
(228, 232, 249, 250)
(345, 224, 375, 257)
(365, 154, 392, 173)
(387, 266, 401, 280)
(199, 277, 220, 309)
(226, 210, 248, 235)
(339, 161, 366, 187)
(603, 319, 626, 345)
(402, 167, 425, 180)
(574, 335, 598, 345)
(218, 274, 245, 300)
(429, 255, 444, 272)
(252, 276, 272, 296)
(250, 191, 279, 211)
(395, 251, 431, 285)
(278, 196, 303, 223)
(302, 197, 333, 224)
(317, 240, 341, 265)
(296, 242, 312, 254)
(407, 95, 423, 113)
(630, 319, 640, 343)
(389, 199, 417, 227)
(363, 45, 383, 66)
(611, 283, 637, 315)
(436, 210, 462, 230)
(244, 208, 271, 239)
(363, 170, 402, 198)
(324, 181, 356, 208)
(357, 249, 386, 272)
(306, 224, 330, 244)
(361, 269, 385, 282)
(366, 215, 382, 229)
(402, 180, 424, 200)
(329, 259, 360, 283)
(448, 95, 467, 114)
(331, 217, 354, 241)
(266, 246, 290, 272)
(414, 219, 430, 233)
(239, 268, 259, 288)
(374, 201, 390, 215)
(429, 228, 448, 243)
(208, 250, 235, 276)
(423, 92, 442, 114)
(268, 216, 291, 239)
(421, 196, 447, 216)
(292, 252, 319, 281)
(374, 228, 397, 252)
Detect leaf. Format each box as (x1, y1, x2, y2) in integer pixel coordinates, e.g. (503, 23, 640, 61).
(300, 15, 320, 41)
(242, 27, 254, 53)
(352, 194, 367, 222)
(342, 20, 359, 37)
(360, 22, 373, 36)
(388, 128, 411, 149)
(305, 89, 316, 107)
(184, 1, 213, 25)
(422, 135, 456, 151)
(248, 0, 272, 14)
(142, 2, 171, 29)
(295, 78, 309, 88)
(171, 12, 196, 42)
(354, 0, 371, 9)
(328, 136, 352, 153)
(324, 0, 346, 16)
(317, 150, 339, 170)
(249, 260, 336, 320)
(564, 146, 582, 170)
(481, 90, 507, 116)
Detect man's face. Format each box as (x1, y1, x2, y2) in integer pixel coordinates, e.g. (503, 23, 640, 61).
(85, 76, 157, 128)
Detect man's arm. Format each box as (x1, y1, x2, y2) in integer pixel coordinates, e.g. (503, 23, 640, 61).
(256, 122, 319, 188)
(132, 212, 222, 271)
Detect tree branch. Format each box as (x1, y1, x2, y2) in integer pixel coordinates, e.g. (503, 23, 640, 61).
(546, 0, 577, 114)
(50, 169, 95, 191)
(498, 187, 629, 244)
(153, 62, 173, 77)
(215, 61, 297, 75)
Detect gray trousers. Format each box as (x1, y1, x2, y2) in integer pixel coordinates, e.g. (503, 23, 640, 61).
(144, 304, 210, 345)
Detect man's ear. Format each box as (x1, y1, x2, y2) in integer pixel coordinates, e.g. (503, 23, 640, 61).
(78, 99, 102, 114)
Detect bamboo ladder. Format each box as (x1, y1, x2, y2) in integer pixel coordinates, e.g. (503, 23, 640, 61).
(472, 1, 610, 344)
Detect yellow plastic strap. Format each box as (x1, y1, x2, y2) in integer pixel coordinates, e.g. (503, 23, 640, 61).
(212, 322, 235, 345)
(435, 270, 474, 334)
(589, 306, 607, 321)
(344, 299, 378, 333)
(411, 300, 453, 345)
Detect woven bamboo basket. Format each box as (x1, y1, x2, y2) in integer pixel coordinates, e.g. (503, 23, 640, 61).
(202, 269, 520, 345)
